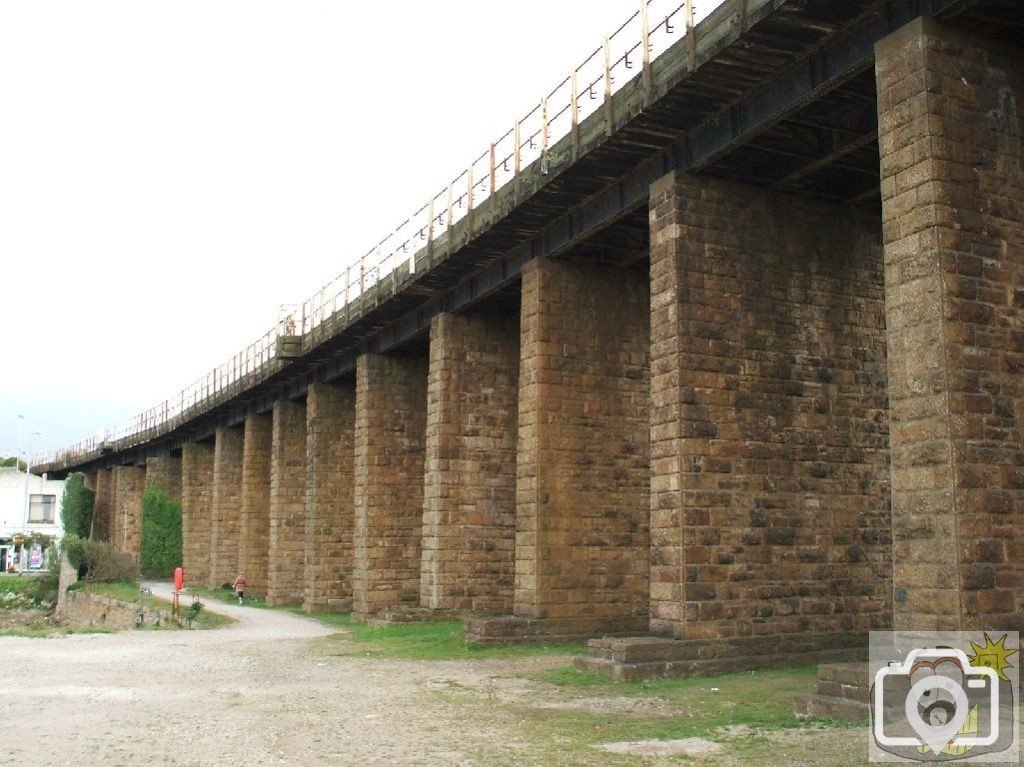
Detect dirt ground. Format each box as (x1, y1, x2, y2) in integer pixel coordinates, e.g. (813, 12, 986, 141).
(0, 583, 869, 767)
(0, 606, 60, 630)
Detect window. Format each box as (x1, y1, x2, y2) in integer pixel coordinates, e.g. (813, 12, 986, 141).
(28, 494, 56, 524)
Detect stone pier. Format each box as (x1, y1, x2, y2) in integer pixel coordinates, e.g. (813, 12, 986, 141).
(92, 467, 115, 542)
(112, 465, 145, 561)
(144, 456, 182, 501)
(210, 426, 243, 588)
(239, 414, 272, 597)
(421, 311, 519, 614)
(876, 18, 1024, 631)
(304, 381, 356, 613)
(181, 442, 214, 588)
(268, 399, 307, 606)
(352, 353, 429, 621)
(469, 257, 651, 642)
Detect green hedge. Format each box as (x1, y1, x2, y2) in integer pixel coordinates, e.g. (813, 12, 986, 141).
(63, 536, 137, 582)
(60, 473, 95, 539)
(140, 487, 182, 578)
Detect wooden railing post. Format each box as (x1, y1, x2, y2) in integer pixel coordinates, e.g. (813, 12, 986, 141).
(425, 197, 434, 267)
(467, 163, 475, 231)
(604, 35, 614, 135)
(489, 142, 496, 199)
(571, 69, 580, 159)
(446, 183, 454, 231)
(541, 97, 550, 174)
(513, 119, 521, 197)
(685, 0, 696, 72)
(641, 0, 652, 107)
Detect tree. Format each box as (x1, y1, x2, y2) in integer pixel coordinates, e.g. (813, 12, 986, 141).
(140, 487, 182, 578)
(60, 473, 95, 539)
(0, 456, 26, 470)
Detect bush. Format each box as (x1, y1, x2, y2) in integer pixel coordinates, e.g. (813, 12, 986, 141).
(140, 488, 182, 578)
(63, 536, 137, 583)
(0, 570, 58, 610)
(60, 473, 95, 539)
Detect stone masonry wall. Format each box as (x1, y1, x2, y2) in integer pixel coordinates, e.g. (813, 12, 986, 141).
(876, 19, 1024, 631)
(239, 414, 272, 597)
(304, 381, 356, 613)
(144, 456, 182, 502)
(421, 311, 519, 613)
(210, 426, 243, 588)
(353, 353, 429, 619)
(268, 399, 307, 606)
(181, 442, 214, 588)
(112, 465, 145, 561)
(514, 258, 650, 636)
(648, 171, 891, 652)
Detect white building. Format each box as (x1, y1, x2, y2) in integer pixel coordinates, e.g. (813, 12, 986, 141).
(0, 467, 65, 572)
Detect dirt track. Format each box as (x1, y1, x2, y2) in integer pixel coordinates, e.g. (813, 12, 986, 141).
(1, 584, 881, 767)
(0, 583, 562, 767)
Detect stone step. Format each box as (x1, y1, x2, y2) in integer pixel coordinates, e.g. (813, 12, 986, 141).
(587, 636, 693, 664)
(816, 677, 870, 703)
(366, 607, 458, 627)
(794, 693, 870, 723)
(817, 662, 868, 687)
(576, 649, 863, 683)
(574, 655, 695, 682)
(814, 662, 869, 703)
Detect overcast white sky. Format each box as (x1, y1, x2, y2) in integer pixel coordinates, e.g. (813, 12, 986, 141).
(0, 0, 646, 459)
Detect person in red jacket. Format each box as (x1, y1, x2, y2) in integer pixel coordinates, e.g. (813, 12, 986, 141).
(233, 574, 248, 605)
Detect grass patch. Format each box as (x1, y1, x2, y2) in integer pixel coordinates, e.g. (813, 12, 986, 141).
(77, 581, 233, 631)
(309, 612, 586, 661)
(78, 580, 149, 603)
(522, 665, 845, 750)
(187, 607, 233, 630)
(185, 585, 266, 609)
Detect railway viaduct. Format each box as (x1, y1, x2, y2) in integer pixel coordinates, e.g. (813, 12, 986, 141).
(37, 0, 1022, 677)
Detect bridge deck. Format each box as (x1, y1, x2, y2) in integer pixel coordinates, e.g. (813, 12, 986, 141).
(38, 0, 1017, 476)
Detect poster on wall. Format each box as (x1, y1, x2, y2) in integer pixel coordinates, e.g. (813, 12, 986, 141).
(28, 545, 42, 569)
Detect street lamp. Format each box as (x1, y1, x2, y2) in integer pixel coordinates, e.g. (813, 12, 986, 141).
(22, 430, 42, 535)
(15, 414, 24, 471)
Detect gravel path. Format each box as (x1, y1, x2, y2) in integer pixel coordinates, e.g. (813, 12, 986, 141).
(0, 583, 550, 766)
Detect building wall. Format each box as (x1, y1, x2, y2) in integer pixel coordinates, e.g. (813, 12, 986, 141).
(0, 468, 66, 543)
